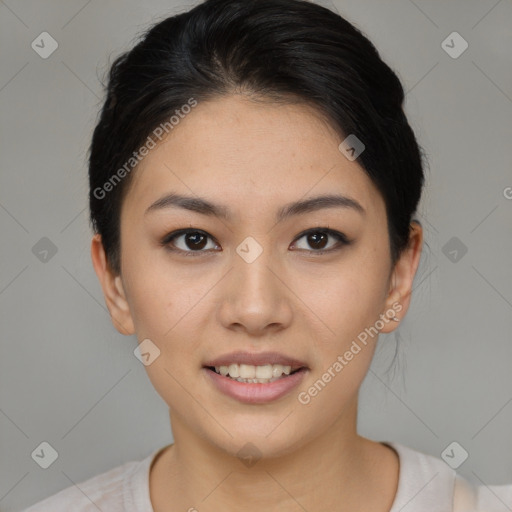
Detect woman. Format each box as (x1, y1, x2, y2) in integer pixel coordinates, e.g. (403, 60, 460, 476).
(23, 0, 511, 510)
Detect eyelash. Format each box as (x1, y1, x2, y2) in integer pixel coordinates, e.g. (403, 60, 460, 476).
(160, 227, 351, 257)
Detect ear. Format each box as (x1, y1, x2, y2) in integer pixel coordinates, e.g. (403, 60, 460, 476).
(90, 233, 135, 336)
(379, 221, 423, 334)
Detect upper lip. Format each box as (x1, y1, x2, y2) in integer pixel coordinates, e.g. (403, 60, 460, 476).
(203, 351, 308, 371)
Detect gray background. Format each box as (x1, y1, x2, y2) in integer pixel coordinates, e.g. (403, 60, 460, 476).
(1, 0, 511, 510)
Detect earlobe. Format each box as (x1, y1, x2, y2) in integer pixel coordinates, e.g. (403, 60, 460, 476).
(379, 221, 423, 334)
(90, 234, 135, 336)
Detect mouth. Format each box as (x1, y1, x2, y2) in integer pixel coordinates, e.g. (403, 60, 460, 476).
(202, 354, 309, 404)
(204, 363, 305, 384)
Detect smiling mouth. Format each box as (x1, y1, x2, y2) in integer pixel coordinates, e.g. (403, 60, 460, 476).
(205, 363, 304, 384)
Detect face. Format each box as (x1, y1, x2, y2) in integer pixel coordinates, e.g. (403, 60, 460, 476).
(92, 94, 421, 460)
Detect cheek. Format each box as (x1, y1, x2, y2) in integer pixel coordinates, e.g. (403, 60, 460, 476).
(126, 275, 199, 345)
(298, 254, 389, 342)
(122, 259, 202, 406)
(121, 249, 217, 370)
(293, 266, 384, 417)
(120, 238, 184, 332)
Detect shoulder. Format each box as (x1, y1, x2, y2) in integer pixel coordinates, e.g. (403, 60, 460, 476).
(453, 474, 512, 511)
(385, 441, 512, 512)
(21, 460, 134, 512)
(475, 482, 512, 512)
(385, 441, 457, 511)
(21, 448, 160, 512)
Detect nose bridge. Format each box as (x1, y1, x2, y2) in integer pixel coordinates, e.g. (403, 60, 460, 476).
(218, 233, 292, 332)
(233, 234, 279, 298)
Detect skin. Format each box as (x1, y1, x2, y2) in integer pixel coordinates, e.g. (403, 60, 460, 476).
(91, 94, 423, 511)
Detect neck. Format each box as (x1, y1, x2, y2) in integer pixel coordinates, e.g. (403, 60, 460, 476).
(150, 398, 398, 512)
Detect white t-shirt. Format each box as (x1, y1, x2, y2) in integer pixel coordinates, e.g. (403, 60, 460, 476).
(22, 441, 512, 511)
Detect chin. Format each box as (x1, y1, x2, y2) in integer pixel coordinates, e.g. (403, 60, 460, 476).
(203, 419, 310, 463)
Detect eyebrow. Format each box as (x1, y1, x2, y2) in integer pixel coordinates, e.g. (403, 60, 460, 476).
(144, 192, 365, 222)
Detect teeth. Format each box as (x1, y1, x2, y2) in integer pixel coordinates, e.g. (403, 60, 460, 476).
(272, 364, 284, 377)
(239, 364, 255, 379)
(213, 363, 294, 382)
(228, 364, 239, 378)
(256, 364, 273, 379)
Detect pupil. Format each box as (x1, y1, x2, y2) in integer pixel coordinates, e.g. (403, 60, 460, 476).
(309, 232, 327, 250)
(187, 232, 207, 250)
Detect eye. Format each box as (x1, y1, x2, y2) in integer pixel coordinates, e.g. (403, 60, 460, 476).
(161, 227, 351, 257)
(161, 229, 219, 256)
(291, 227, 351, 254)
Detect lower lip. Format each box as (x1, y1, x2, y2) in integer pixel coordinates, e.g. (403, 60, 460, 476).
(203, 367, 308, 404)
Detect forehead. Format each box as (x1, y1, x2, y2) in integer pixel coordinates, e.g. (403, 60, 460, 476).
(123, 95, 385, 220)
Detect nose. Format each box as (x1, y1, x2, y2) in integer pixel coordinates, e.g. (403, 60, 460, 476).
(217, 243, 293, 337)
